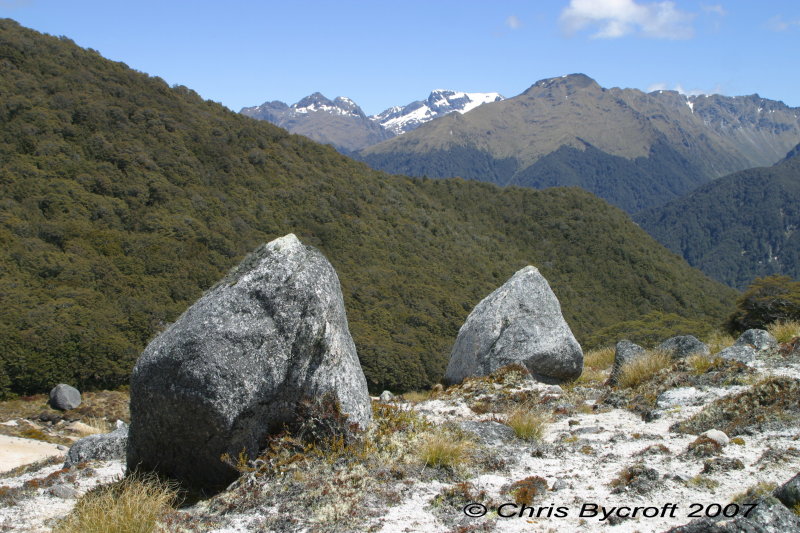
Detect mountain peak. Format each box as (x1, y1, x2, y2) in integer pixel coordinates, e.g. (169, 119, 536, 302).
(373, 90, 504, 135)
(525, 73, 601, 96)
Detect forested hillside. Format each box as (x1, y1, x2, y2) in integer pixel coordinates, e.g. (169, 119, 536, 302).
(635, 151, 800, 289)
(0, 20, 736, 397)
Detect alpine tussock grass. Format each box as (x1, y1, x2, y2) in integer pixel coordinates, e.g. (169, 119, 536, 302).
(505, 405, 550, 441)
(53, 474, 178, 533)
(617, 350, 672, 389)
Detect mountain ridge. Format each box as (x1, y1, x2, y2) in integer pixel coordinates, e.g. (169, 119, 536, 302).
(360, 74, 800, 213)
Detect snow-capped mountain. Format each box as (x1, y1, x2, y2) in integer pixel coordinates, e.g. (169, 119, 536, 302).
(371, 90, 505, 135)
(240, 90, 504, 153)
(240, 93, 393, 154)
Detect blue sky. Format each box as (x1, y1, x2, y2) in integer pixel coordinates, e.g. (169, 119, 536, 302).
(2, 0, 799, 114)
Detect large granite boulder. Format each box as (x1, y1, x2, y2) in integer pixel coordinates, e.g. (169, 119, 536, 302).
(443, 266, 582, 385)
(49, 384, 81, 411)
(127, 234, 371, 492)
(609, 340, 646, 386)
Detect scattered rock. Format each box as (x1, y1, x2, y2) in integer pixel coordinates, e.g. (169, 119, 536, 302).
(49, 484, 79, 499)
(458, 421, 516, 445)
(657, 336, 710, 359)
(127, 235, 372, 492)
(65, 421, 128, 468)
(666, 496, 800, 532)
(610, 464, 661, 495)
(609, 340, 646, 386)
(48, 384, 81, 411)
(656, 387, 711, 409)
(443, 266, 583, 385)
(379, 390, 394, 403)
(774, 473, 800, 508)
(735, 329, 778, 351)
(719, 344, 759, 363)
(702, 457, 744, 473)
(702, 429, 730, 446)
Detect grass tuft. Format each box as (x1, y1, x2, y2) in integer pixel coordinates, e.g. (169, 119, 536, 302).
(616, 350, 672, 389)
(53, 473, 178, 533)
(505, 405, 549, 441)
(705, 330, 735, 354)
(418, 432, 471, 469)
(768, 320, 800, 343)
(583, 346, 615, 370)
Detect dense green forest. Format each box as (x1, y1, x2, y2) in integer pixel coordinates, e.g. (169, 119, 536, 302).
(0, 19, 736, 398)
(635, 153, 800, 289)
(360, 138, 706, 214)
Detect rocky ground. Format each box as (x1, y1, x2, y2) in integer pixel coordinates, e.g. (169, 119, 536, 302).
(2, 336, 800, 532)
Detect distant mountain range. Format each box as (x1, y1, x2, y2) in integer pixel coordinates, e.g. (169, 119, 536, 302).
(240, 90, 504, 153)
(360, 74, 800, 213)
(635, 144, 800, 289)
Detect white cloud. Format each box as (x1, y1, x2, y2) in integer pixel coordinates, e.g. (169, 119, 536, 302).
(560, 0, 695, 39)
(647, 82, 724, 97)
(702, 4, 726, 16)
(505, 15, 522, 30)
(766, 15, 800, 32)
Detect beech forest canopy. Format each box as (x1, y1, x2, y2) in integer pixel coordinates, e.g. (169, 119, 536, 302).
(0, 20, 736, 398)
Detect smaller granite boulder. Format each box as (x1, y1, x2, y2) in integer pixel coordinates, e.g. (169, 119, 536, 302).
(444, 266, 583, 385)
(379, 391, 394, 403)
(609, 340, 646, 386)
(458, 420, 516, 445)
(735, 329, 778, 351)
(719, 344, 758, 363)
(774, 473, 800, 508)
(657, 336, 710, 359)
(49, 384, 81, 411)
(65, 421, 128, 468)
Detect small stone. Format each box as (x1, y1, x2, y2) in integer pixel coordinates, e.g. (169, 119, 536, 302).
(701, 429, 730, 446)
(656, 387, 709, 409)
(609, 340, 646, 385)
(703, 457, 744, 473)
(379, 390, 394, 402)
(49, 484, 79, 499)
(657, 336, 710, 359)
(718, 344, 758, 363)
(48, 384, 81, 411)
(552, 479, 569, 491)
(458, 420, 516, 445)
